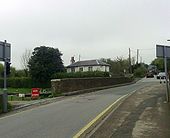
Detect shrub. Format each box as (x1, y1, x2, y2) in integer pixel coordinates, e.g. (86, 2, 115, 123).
(52, 71, 110, 79)
(134, 66, 147, 78)
(0, 77, 50, 88)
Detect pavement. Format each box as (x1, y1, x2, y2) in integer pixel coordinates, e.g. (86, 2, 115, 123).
(89, 83, 170, 138)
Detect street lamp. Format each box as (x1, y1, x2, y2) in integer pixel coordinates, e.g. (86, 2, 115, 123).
(166, 39, 170, 102)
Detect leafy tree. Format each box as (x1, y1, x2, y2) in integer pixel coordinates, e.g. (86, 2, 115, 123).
(151, 58, 170, 73)
(0, 63, 26, 78)
(9, 66, 16, 77)
(28, 46, 64, 86)
(151, 58, 164, 71)
(101, 57, 129, 75)
(14, 70, 27, 77)
(134, 66, 147, 78)
(0, 63, 3, 77)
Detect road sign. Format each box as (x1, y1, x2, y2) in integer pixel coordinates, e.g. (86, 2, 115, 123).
(156, 45, 170, 58)
(1, 40, 11, 113)
(31, 88, 40, 99)
(0, 41, 11, 61)
(156, 44, 170, 102)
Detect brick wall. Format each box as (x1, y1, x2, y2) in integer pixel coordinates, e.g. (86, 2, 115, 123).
(51, 77, 134, 94)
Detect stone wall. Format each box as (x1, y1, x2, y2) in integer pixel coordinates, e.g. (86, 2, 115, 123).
(51, 77, 134, 95)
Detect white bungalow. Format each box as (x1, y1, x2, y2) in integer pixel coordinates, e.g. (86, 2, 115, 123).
(66, 59, 110, 73)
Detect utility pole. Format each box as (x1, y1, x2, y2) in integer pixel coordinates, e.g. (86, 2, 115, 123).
(79, 55, 81, 61)
(129, 48, 132, 73)
(136, 49, 139, 64)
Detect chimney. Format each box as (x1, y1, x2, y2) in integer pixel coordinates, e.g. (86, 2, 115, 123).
(70, 57, 75, 64)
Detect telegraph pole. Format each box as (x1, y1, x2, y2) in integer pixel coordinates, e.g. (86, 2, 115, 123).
(79, 55, 81, 61)
(136, 49, 139, 64)
(129, 48, 132, 73)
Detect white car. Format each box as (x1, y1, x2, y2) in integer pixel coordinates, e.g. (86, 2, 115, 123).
(157, 72, 166, 79)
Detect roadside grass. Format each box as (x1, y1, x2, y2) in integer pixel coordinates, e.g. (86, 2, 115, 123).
(0, 88, 54, 101)
(0, 88, 31, 94)
(8, 95, 31, 101)
(0, 88, 51, 94)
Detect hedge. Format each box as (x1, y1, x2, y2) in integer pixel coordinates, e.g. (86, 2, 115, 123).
(0, 77, 50, 88)
(52, 71, 110, 79)
(134, 67, 147, 78)
(0, 72, 110, 88)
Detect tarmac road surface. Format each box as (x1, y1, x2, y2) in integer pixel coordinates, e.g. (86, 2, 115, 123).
(0, 77, 159, 138)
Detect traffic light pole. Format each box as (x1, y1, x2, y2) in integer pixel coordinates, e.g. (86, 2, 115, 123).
(3, 40, 7, 113)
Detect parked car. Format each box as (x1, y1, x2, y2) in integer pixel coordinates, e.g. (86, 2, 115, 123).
(157, 72, 166, 79)
(146, 72, 154, 78)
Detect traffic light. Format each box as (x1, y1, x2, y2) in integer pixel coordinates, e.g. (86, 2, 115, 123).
(6, 62, 11, 75)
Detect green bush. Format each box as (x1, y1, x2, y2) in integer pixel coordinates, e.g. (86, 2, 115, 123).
(0, 71, 110, 88)
(134, 66, 147, 78)
(0, 77, 50, 88)
(7, 102, 12, 111)
(52, 71, 110, 79)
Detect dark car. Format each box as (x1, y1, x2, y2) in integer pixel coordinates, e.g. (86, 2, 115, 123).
(146, 72, 154, 78)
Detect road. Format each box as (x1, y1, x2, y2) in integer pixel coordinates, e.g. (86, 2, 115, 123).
(0, 77, 160, 138)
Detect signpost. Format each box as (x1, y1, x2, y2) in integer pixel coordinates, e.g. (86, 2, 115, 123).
(31, 88, 40, 99)
(156, 45, 170, 102)
(0, 40, 11, 112)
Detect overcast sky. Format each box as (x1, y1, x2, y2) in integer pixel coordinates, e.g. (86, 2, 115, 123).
(0, 0, 170, 69)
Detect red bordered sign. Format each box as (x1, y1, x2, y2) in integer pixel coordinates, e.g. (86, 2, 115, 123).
(31, 88, 40, 99)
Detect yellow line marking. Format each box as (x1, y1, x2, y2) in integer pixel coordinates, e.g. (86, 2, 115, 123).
(73, 93, 129, 138)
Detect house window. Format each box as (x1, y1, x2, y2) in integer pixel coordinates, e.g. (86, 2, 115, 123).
(71, 68, 75, 72)
(79, 67, 83, 72)
(88, 67, 93, 71)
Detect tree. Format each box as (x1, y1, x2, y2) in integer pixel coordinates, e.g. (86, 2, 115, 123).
(134, 66, 147, 78)
(101, 57, 129, 75)
(0, 63, 3, 77)
(20, 49, 32, 77)
(151, 58, 164, 71)
(28, 46, 64, 86)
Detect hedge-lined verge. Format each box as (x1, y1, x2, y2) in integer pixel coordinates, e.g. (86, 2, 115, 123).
(0, 72, 110, 88)
(0, 77, 50, 88)
(52, 71, 110, 79)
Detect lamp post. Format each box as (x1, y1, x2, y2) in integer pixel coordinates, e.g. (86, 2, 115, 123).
(166, 39, 170, 102)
